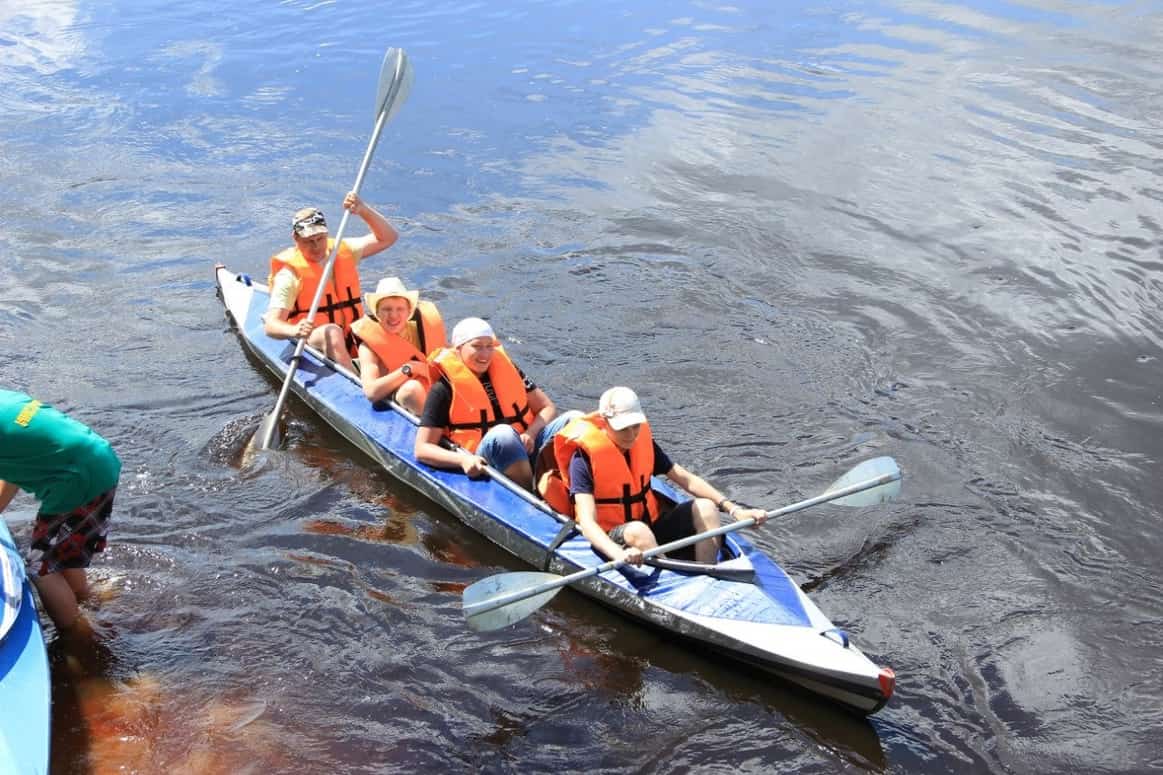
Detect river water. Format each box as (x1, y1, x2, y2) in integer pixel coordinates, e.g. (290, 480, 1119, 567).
(2, 0, 1161, 772)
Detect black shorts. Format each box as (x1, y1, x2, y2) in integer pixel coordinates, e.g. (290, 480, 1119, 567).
(608, 500, 698, 561)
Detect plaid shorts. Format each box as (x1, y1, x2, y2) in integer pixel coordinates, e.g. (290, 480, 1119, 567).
(27, 487, 115, 577)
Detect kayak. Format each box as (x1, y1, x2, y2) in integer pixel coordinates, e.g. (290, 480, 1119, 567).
(215, 265, 896, 715)
(0, 518, 51, 773)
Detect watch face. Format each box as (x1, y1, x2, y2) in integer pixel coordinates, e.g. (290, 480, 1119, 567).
(401, 363, 412, 376)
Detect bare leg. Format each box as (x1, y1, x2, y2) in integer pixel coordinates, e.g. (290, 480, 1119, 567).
(690, 499, 722, 564)
(395, 380, 426, 415)
(307, 323, 355, 372)
(621, 521, 659, 552)
(32, 571, 83, 632)
(63, 567, 92, 602)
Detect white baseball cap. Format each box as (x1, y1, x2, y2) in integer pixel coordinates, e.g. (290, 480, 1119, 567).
(451, 317, 497, 347)
(599, 386, 647, 430)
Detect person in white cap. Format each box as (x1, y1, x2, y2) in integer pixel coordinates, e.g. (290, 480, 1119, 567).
(540, 386, 766, 565)
(414, 317, 579, 490)
(263, 191, 398, 372)
(350, 276, 446, 414)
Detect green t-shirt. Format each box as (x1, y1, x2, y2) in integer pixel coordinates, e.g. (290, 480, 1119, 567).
(0, 389, 121, 514)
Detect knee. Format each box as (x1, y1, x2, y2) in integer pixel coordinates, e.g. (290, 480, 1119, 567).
(479, 426, 524, 468)
(694, 499, 720, 528)
(397, 380, 424, 405)
(321, 324, 345, 347)
(622, 521, 656, 547)
(486, 425, 522, 448)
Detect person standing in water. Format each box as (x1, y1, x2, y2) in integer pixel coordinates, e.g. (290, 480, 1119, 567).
(0, 389, 120, 633)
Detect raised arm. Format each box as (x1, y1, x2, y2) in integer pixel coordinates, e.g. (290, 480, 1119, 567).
(342, 191, 398, 258)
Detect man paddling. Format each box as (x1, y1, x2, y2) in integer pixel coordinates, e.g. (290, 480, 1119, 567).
(414, 317, 578, 490)
(0, 389, 120, 634)
(540, 386, 766, 565)
(263, 191, 398, 372)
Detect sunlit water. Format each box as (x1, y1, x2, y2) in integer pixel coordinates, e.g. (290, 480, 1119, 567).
(2, 0, 1161, 772)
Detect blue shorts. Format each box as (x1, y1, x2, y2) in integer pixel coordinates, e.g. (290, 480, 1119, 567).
(477, 410, 582, 472)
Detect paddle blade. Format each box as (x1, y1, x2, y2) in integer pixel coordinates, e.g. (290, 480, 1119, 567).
(251, 411, 283, 452)
(375, 48, 414, 122)
(463, 571, 563, 632)
(824, 456, 902, 506)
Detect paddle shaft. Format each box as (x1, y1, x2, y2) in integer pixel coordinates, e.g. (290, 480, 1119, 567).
(259, 59, 404, 450)
(463, 469, 901, 617)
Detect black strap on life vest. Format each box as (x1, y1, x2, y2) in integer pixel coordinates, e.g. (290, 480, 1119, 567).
(289, 289, 362, 323)
(593, 476, 653, 524)
(412, 306, 429, 353)
(445, 374, 531, 435)
(448, 408, 492, 437)
(503, 400, 533, 430)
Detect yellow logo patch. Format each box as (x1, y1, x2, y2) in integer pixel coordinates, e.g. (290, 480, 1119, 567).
(14, 400, 42, 427)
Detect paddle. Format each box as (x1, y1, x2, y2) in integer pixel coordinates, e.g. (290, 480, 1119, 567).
(462, 456, 902, 632)
(255, 47, 414, 450)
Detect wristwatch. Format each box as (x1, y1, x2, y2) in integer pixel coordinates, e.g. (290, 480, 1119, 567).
(401, 363, 413, 377)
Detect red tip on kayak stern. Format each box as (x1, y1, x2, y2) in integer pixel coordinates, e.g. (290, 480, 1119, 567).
(878, 666, 896, 699)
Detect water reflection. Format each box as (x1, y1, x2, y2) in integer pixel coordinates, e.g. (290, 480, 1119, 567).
(545, 603, 887, 770)
(46, 618, 292, 775)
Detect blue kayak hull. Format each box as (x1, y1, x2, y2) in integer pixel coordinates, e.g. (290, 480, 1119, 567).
(0, 521, 51, 774)
(215, 266, 893, 715)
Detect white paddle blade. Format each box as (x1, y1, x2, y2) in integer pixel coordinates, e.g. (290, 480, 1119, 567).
(463, 571, 563, 632)
(825, 456, 902, 506)
(375, 48, 414, 122)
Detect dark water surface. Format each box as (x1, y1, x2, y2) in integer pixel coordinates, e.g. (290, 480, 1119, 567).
(3, 0, 1162, 772)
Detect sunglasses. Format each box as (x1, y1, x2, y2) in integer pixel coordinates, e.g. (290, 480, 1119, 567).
(293, 210, 327, 233)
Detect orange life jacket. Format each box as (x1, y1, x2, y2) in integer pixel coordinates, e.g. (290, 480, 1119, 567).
(428, 345, 533, 453)
(268, 240, 363, 332)
(350, 301, 446, 389)
(539, 413, 659, 530)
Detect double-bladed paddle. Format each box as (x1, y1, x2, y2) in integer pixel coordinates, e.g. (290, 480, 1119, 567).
(255, 47, 414, 451)
(462, 456, 902, 632)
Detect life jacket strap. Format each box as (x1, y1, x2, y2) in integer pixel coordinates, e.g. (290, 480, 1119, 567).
(593, 477, 653, 524)
(448, 409, 492, 436)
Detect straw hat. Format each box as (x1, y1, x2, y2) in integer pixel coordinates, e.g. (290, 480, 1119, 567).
(364, 277, 419, 318)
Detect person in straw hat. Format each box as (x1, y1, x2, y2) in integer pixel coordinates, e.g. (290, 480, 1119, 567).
(350, 276, 446, 414)
(263, 191, 398, 372)
(539, 386, 767, 565)
(414, 317, 580, 490)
